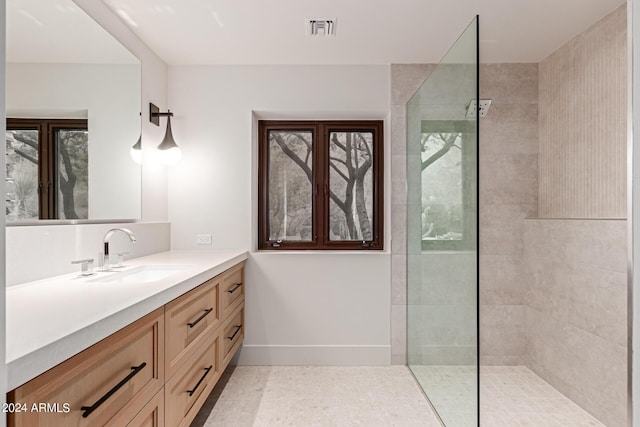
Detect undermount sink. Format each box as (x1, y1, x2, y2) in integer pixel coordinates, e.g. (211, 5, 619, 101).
(89, 265, 189, 284)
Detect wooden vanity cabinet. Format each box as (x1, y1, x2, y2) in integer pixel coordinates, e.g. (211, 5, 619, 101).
(164, 276, 220, 379)
(8, 308, 164, 427)
(7, 260, 245, 427)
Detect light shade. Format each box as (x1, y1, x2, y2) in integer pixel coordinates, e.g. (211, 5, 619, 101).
(157, 114, 182, 165)
(130, 134, 142, 164)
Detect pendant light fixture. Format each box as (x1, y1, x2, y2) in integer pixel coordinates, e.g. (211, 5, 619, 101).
(150, 102, 182, 165)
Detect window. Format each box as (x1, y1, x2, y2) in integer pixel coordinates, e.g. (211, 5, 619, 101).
(420, 121, 476, 250)
(258, 120, 383, 250)
(6, 118, 88, 220)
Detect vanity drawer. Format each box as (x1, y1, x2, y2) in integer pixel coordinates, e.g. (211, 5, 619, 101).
(126, 388, 164, 427)
(8, 308, 164, 427)
(220, 263, 245, 319)
(220, 303, 244, 369)
(165, 332, 219, 427)
(109, 387, 164, 427)
(165, 277, 219, 379)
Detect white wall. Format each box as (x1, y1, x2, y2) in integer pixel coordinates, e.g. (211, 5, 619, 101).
(167, 65, 392, 364)
(6, 62, 141, 219)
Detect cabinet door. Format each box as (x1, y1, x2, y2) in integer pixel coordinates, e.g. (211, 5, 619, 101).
(165, 332, 219, 427)
(165, 277, 219, 379)
(8, 309, 164, 427)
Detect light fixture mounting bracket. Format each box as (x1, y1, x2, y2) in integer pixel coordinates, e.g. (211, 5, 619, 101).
(149, 102, 173, 126)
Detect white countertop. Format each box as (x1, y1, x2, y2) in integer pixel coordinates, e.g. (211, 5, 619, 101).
(6, 249, 248, 390)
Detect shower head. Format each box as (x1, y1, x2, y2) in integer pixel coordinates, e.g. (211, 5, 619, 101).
(466, 99, 492, 118)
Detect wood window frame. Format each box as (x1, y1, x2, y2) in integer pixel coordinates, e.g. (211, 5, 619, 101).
(258, 120, 384, 250)
(6, 118, 88, 219)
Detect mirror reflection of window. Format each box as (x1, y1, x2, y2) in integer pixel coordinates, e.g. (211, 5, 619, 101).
(5, 129, 39, 220)
(6, 119, 88, 220)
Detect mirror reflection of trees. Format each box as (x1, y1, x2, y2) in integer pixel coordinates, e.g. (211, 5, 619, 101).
(5, 121, 88, 220)
(56, 130, 88, 219)
(6, 130, 38, 220)
(268, 130, 374, 241)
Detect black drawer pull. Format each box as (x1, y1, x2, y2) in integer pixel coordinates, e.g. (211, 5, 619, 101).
(187, 308, 213, 328)
(227, 325, 242, 341)
(187, 365, 212, 397)
(226, 283, 242, 294)
(81, 362, 147, 418)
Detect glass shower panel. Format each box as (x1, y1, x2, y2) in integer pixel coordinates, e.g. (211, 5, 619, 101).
(407, 17, 478, 426)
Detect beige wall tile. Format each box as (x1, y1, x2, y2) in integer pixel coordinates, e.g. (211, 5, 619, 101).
(479, 154, 538, 205)
(390, 64, 436, 106)
(391, 254, 407, 305)
(480, 305, 525, 363)
(479, 255, 524, 305)
(538, 5, 627, 219)
(480, 63, 538, 104)
(391, 304, 407, 358)
(525, 306, 627, 426)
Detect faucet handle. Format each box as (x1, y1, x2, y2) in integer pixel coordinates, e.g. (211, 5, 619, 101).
(72, 258, 94, 276)
(114, 252, 130, 268)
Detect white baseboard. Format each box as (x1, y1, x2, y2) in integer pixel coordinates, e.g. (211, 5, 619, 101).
(236, 345, 391, 366)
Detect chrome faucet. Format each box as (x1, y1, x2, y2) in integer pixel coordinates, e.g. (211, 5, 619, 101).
(100, 228, 137, 270)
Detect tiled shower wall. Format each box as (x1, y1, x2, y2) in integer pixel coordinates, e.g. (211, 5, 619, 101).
(390, 64, 538, 365)
(538, 5, 626, 218)
(390, 64, 436, 365)
(524, 219, 627, 427)
(479, 64, 539, 365)
(524, 6, 628, 426)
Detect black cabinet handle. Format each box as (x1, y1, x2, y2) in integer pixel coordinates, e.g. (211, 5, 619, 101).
(81, 362, 147, 418)
(226, 283, 242, 294)
(187, 365, 212, 397)
(187, 308, 213, 328)
(227, 325, 242, 341)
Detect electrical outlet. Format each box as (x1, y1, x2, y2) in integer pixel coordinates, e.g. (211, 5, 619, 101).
(196, 234, 212, 245)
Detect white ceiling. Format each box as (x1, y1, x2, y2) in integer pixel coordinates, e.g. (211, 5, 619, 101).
(7, 0, 138, 64)
(103, 0, 625, 65)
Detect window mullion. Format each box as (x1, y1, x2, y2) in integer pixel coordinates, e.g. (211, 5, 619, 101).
(314, 124, 325, 248)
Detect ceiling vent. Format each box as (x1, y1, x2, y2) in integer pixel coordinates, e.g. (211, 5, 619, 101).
(306, 18, 336, 36)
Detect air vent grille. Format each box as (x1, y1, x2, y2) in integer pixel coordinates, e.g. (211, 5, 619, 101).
(306, 18, 336, 36)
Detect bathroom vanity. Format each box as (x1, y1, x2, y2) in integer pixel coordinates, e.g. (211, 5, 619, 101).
(5, 250, 247, 426)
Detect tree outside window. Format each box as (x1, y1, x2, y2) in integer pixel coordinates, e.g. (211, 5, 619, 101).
(258, 120, 383, 250)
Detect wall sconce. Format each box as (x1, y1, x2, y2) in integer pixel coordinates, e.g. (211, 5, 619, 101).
(130, 134, 142, 164)
(150, 102, 182, 165)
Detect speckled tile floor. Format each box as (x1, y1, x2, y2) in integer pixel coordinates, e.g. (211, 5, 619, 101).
(480, 366, 604, 427)
(191, 365, 606, 427)
(411, 365, 605, 427)
(191, 365, 442, 426)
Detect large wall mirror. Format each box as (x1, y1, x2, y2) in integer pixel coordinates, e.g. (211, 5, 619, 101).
(5, 0, 141, 223)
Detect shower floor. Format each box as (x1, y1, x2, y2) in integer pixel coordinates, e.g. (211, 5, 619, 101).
(411, 365, 604, 426)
